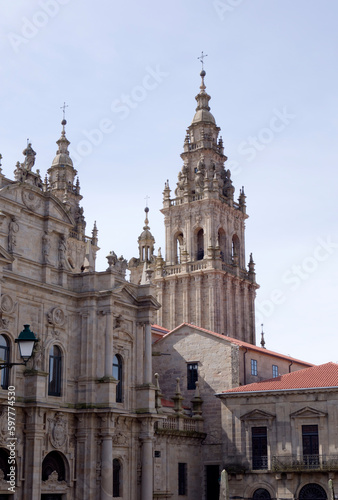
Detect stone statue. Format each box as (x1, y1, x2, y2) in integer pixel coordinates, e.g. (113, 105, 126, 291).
(58, 235, 69, 270)
(22, 143, 36, 171)
(8, 216, 19, 253)
(42, 231, 51, 264)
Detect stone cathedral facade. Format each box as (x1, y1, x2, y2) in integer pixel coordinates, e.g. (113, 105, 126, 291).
(130, 70, 258, 344)
(1, 70, 332, 500)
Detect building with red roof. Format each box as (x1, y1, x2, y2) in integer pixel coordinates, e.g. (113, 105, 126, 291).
(216, 362, 338, 500)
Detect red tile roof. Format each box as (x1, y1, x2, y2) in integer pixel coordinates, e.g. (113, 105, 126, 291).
(219, 362, 338, 394)
(155, 322, 312, 367)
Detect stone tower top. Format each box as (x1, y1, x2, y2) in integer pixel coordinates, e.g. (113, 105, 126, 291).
(47, 116, 86, 240)
(138, 206, 155, 263)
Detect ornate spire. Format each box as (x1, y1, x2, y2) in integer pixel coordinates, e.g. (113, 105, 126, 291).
(138, 206, 155, 262)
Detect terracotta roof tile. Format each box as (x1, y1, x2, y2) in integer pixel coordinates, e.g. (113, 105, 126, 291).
(220, 362, 338, 394)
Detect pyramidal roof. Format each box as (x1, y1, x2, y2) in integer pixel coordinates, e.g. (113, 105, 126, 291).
(219, 362, 338, 395)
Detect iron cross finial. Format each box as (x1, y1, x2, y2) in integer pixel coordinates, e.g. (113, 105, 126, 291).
(144, 195, 150, 208)
(60, 102, 69, 120)
(198, 51, 208, 70)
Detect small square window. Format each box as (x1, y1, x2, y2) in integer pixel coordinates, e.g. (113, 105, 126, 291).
(251, 359, 258, 376)
(154, 451, 161, 458)
(272, 365, 278, 378)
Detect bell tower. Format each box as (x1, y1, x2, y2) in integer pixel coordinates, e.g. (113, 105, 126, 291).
(153, 69, 259, 344)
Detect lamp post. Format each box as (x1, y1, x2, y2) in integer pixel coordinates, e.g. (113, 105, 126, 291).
(0, 325, 38, 370)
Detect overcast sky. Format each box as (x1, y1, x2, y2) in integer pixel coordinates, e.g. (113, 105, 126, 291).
(1, 1, 337, 365)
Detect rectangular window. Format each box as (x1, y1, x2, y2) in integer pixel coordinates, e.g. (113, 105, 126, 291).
(251, 359, 258, 376)
(187, 363, 198, 390)
(272, 365, 278, 378)
(302, 425, 319, 468)
(252, 427, 268, 470)
(178, 462, 187, 495)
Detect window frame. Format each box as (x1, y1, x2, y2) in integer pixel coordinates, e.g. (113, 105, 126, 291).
(48, 345, 62, 397)
(113, 354, 123, 403)
(252, 426, 268, 470)
(0, 335, 10, 390)
(272, 365, 278, 378)
(251, 359, 258, 376)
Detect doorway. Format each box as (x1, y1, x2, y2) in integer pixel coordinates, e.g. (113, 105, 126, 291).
(206, 465, 220, 500)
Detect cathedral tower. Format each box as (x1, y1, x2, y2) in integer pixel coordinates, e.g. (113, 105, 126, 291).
(153, 70, 259, 344)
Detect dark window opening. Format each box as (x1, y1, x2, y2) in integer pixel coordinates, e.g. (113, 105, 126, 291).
(178, 462, 187, 495)
(299, 483, 327, 500)
(0, 335, 10, 390)
(48, 345, 62, 397)
(302, 425, 319, 467)
(253, 489, 271, 500)
(113, 459, 121, 497)
(197, 229, 204, 260)
(252, 427, 268, 470)
(272, 365, 278, 378)
(187, 363, 198, 390)
(113, 354, 123, 403)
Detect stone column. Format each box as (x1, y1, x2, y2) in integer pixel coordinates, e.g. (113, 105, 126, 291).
(24, 410, 44, 499)
(101, 435, 113, 499)
(182, 276, 189, 324)
(144, 322, 152, 385)
(208, 275, 215, 332)
(169, 279, 176, 330)
(105, 310, 113, 377)
(140, 419, 154, 500)
(195, 275, 202, 327)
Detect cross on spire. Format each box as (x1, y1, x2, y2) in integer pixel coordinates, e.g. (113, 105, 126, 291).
(144, 195, 150, 208)
(60, 102, 69, 121)
(198, 51, 208, 70)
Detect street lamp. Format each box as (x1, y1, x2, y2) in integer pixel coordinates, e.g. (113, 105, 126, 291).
(0, 325, 38, 369)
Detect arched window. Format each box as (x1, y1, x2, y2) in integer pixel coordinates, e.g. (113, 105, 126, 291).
(48, 345, 62, 397)
(42, 451, 66, 482)
(0, 335, 10, 390)
(299, 484, 327, 500)
(232, 234, 240, 265)
(253, 489, 271, 500)
(197, 229, 204, 260)
(175, 233, 184, 264)
(113, 458, 122, 497)
(218, 229, 226, 262)
(0, 448, 10, 481)
(113, 355, 123, 403)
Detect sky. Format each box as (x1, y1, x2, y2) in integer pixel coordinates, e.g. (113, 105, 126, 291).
(1, 0, 337, 365)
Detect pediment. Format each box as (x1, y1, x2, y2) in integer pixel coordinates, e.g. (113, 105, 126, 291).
(241, 409, 276, 422)
(290, 406, 327, 419)
(0, 184, 74, 225)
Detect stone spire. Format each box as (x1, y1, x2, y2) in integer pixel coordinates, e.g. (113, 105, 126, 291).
(138, 207, 155, 263)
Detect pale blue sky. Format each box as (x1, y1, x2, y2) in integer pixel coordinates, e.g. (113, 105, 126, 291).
(1, 1, 337, 365)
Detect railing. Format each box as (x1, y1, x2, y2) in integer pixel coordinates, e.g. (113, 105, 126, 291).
(252, 456, 268, 470)
(272, 455, 338, 472)
(156, 417, 199, 433)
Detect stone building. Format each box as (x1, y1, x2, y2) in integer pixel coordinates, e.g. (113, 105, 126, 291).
(217, 362, 338, 500)
(0, 119, 208, 499)
(152, 323, 313, 498)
